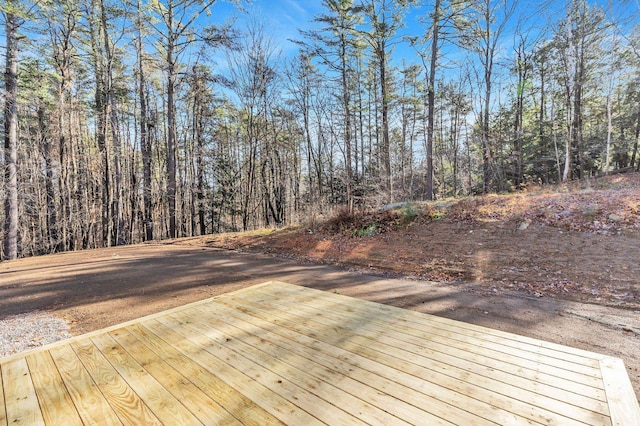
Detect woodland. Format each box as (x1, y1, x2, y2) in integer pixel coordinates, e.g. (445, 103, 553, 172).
(1, 0, 639, 259)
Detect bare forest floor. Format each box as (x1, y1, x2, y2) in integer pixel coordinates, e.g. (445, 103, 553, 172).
(0, 172, 639, 401)
(186, 172, 640, 310)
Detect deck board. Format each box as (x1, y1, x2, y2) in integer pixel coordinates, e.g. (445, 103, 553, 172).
(1, 280, 638, 425)
(90, 332, 203, 425)
(71, 339, 163, 425)
(108, 328, 242, 426)
(125, 323, 282, 426)
(48, 344, 123, 425)
(154, 312, 371, 426)
(0, 364, 6, 426)
(26, 351, 82, 426)
(243, 284, 602, 375)
(234, 285, 610, 399)
(219, 287, 607, 425)
(3, 357, 45, 426)
(187, 304, 459, 426)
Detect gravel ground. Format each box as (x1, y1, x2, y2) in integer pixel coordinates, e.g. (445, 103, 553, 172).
(0, 311, 72, 358)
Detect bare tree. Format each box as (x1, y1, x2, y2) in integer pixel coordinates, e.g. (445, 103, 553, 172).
(464, 0, 517, 192)
(3, 0, 21, 259)
(149, 0, 221, 238)
(360, 0, 416, 203)
(299, 0, 364, 211)
(410, 0, 470, 199)
(555, 0, 606, 181)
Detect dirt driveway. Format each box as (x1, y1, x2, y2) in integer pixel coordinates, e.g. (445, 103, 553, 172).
(0, 243, 638, 401)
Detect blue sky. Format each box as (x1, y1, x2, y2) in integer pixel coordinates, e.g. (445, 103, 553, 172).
(215, 0, 426, 59)
(212, 0, 636, 60)
(215, 0, 324, 51)
(212, 0, 548, 69)
(3, 0, 633, 86)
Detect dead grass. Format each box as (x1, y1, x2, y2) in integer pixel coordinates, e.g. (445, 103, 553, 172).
(315, 173, 640, 237)
(445, 173, 640, 234)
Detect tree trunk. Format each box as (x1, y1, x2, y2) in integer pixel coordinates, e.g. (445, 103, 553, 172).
(605, 91, 612, 174)
(4, 8, 19, 260)
(539, 57, 546, 180)
(571, 79, 583, 179)
(137, 5, 153, 241)
(193, 73, 206, 236)
(632, 100, 640, 170)
(379, 43, 392, 202)
(38, 103, 58, 252)
(166, 4, 177, 239)
(482, 87, 492, 193)
(562, 4, 575, 182)
(513, 41, 527, 187)
(340, 32, 353, 212)
(87, 1, 110, 246)
(481, 12, 493, 193)
(100, 0, 124, 245)
(425, 0, 441, 201)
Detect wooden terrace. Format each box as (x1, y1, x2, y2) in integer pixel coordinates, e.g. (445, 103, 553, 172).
(1, 281, 638, 425)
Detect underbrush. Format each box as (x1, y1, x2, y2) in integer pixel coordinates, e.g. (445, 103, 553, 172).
(324, 203, 446, 237)
(322, 172, 640, 236)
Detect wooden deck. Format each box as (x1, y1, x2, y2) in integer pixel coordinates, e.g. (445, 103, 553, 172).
(1, 281, 638, 425)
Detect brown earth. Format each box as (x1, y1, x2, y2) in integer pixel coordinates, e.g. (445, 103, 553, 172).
(0, 173, 639, 401)
(188, 219, 640, 309)
(183, 173, 640, 310)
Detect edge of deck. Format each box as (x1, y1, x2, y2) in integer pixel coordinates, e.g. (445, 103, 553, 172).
(2, 279, 640, 424)
(0, 280, 276, 364)
(600, 357, 640, 425)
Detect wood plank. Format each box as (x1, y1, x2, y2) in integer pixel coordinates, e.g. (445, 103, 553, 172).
(241, 285, 604, 387)
(269, 281, 607, 361)
(250, 284, 602, 373)
(219, 292, 610, 426)
(155, 313, 372, 426)
(0, 281, 635, 426)
(140, 319, 325, 426)
(0, 365, 6, 426)
(25, 351, 82, 426)
(197, 299, 610, 424)
(90, 332, 204, 425)
(186, 304, 476, 426)
(239, 290, 612, 424)
(48, 345, 123, 425)
(108, 327, 242, 426)
(600, 357, 640, 426)
(173, 308, 424, 426)
(71, 340, 162, 425)
(1, 358, 45, 426)
(125, 323, 283, 426)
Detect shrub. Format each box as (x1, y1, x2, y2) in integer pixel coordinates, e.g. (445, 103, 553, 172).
(430, 210, 446, 220)
(400, 203, 417, 224)
(353, 223, 378, 237)
(326, 207, 357, 232)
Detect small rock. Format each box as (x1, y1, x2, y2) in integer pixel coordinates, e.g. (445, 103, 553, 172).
(608, 214, 621, 222)
(518, 220, 531, 230)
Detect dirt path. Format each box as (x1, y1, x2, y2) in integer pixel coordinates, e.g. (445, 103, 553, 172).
(0, 242, 638, 400)
(186, 220, 640, 309)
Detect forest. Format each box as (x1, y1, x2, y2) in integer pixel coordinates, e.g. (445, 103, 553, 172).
(1, 0, 639, 259)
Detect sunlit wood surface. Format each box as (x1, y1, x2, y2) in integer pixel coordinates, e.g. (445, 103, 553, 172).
(1, 280, 638, 425)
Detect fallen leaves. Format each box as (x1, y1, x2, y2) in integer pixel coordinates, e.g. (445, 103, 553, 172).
(444, 174, 640, 234)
